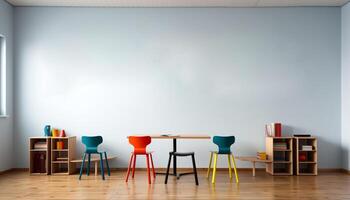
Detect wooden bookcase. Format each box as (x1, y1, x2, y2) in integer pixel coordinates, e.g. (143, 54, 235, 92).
(29, 137, 51, 175)
(294, 137, 318, 175)
(51, 136, 76, 175)
(266, 137, 293, 175)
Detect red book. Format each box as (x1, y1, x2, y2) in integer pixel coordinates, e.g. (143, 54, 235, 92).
(274, 123, 282, 137)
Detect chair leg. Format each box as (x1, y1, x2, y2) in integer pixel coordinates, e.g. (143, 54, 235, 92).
(212, 153, 218, 184)
(125, 153, 134, 182)
(99, 153, 105, 180)
(79, 153, 87, 180)
(104, 152, 111, 176)
(207, 152, 213, 178)
(231, 153, 239, 183)
(132, 154, 137, 178)
(191, 154, 199, 185)
(87, 153, 91, 176)
(146, 154, 151, 184)
(165, 153, 172, 184)
(150, 154, 156, 179)
(227, 154, 232, 179)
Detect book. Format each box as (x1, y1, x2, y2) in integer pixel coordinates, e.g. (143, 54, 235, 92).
(302, 145, 313, 151)
(265, 124, 272, 137)
(274, 123, 282, 137)
(274, 142, 288, 150)
(160, 134, 179, 137)
(34, 142, 47, 149)
(257, 152, 268, 160)
(265, 123, 282, 137)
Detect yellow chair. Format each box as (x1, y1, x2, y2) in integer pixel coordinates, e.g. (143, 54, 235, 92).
(207, 136, 239, 184)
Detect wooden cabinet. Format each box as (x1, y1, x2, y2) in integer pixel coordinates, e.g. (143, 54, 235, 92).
(29, 136, 76, 175)
(265, 137, 293, 175)
(266, 136, 318, 176)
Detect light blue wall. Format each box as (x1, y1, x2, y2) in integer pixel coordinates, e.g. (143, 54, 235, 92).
(14, 7, 341, 168)
(342, 2, 350, 171)
(0, 0, 13, 171)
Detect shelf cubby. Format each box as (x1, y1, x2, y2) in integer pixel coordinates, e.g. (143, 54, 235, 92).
(51, 137, 76, 175)
(293, 137, 317, 175)
(29, 137, 51, 175)
(266, 137, 293, 175)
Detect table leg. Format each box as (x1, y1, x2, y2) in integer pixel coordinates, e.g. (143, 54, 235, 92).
(95, 161, 98, 176)
(252, 161, 256, 177)
(155, 138, 177, 176)
(173, 138, 177, 176)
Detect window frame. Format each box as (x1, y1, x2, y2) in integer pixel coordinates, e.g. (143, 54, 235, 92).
(0, 35, 7, 117)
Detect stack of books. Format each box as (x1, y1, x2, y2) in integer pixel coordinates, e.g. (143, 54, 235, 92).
(257, 152, 268, 160)
(265, 123, 282, 137)
(274, 142, 288, 150)
(302, 145, 313, 151)
(34, 142, 47, 149)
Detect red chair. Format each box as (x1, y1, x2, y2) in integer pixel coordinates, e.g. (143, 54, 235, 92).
(125, 136, 155, 184)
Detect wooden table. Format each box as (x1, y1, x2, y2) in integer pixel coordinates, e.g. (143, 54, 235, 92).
(236, 156, 272, 176)
(71, 155, 117, 176)
(150, 135, 211, 178)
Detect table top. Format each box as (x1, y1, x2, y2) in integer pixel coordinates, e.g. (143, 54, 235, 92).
(127, 134, 211, 139)
(236, 156, 272, 163)
(151, 135, 211, 139)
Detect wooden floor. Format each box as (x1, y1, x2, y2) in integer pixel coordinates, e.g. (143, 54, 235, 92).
(0, 170, 349, 200)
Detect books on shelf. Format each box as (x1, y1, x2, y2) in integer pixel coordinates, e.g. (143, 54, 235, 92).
(274, 142, 287, 150)
(265, 123, 282, 137)
(302, 145, 313, 151)
(34, 142, 47, 149)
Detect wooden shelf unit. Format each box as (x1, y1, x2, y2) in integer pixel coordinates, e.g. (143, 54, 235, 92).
(29, 137, 51, 175)
(266, 137, 293, 175)
(294, 137, 318, 175)
(51, 137, 76, 175)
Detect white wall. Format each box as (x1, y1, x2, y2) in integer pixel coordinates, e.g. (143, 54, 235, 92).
(342, 2, 350, 171)
(0, 0, 13, 172)
(14, 7, 341, 168)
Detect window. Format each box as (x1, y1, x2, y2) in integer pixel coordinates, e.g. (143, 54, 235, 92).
(0, 35, 6, 116)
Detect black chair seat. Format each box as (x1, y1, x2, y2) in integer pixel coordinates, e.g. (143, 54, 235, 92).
(171, 152, 194, 156)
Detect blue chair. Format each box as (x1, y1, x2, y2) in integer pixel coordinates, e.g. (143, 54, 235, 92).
(207, 136, 239, 184)
(79, 136, 111, 180)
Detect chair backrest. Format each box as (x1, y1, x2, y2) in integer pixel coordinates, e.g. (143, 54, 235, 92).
(82, 136, 103, 153)
(128, 136, 151, 154)
(213, 136, 235, 154)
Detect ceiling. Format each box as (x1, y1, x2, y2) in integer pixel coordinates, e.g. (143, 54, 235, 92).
(5, 0, 350, 7)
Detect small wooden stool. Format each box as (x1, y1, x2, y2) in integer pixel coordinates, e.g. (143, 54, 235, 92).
(71, 155, 117, 176)
(236, 156, 272, 176)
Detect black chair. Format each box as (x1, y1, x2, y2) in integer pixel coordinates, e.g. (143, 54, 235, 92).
(165, 152, 199, 185)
